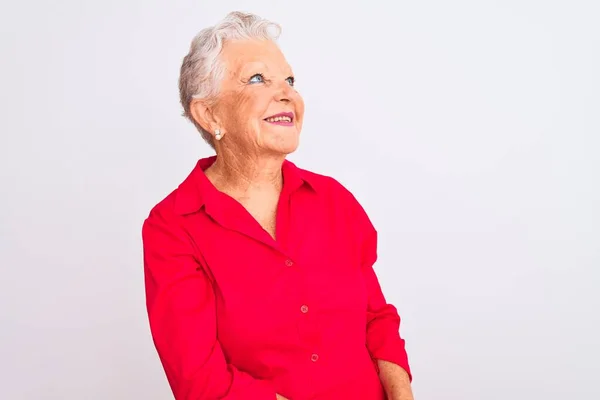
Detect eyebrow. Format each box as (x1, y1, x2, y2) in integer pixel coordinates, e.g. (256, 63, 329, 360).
(238, 62, 293, 79)
(238, 62, 268, 77)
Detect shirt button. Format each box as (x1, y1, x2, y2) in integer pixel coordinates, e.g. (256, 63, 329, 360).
(285, 259, 294, 267)
(300, 305, 309, 314)
(311, 353, 319, 362)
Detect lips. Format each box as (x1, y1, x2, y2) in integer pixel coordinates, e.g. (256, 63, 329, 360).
(264, 112, 294, 126)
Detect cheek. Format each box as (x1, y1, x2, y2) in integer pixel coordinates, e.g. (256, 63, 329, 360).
(221, 98, 256, 140)
(238, 93, 270, 124)
(235, 95, 267, 143)
(291, 97, 305, 131)
(234, 96, 254, 121)
(296, 96, 305, 122)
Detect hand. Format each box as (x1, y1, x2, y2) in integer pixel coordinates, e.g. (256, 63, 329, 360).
(276, 394, 289, 400)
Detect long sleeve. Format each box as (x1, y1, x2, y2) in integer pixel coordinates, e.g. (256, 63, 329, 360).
(142, 209, 277, 400)
(354, 201, 412, 381)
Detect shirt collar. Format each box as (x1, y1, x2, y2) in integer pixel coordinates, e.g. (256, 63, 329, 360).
(174, 155, 316, 216)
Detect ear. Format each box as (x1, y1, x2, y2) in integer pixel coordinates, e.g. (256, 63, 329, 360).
(190, 98, 220, 134)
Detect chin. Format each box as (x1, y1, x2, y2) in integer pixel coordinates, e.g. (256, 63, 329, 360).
(265, 130, 300, 155)
(272, 139, 299, 155)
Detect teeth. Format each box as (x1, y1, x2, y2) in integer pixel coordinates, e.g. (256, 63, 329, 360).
(266, 116, 292, 122)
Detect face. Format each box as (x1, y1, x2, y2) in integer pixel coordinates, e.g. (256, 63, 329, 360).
(193, 39, 305, 155)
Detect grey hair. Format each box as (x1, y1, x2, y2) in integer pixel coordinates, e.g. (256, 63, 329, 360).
(179, 11, 282, 147)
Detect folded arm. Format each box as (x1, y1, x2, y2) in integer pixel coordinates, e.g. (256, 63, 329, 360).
(142, 210, 277, 400)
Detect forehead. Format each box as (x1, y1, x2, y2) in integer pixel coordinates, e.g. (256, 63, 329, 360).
(220, 39, 291, 75)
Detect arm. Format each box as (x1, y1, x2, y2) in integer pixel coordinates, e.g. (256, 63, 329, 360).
(355, 201, 414, 399)
(142, 210, 277, 400)
(377, 359, 414, 400)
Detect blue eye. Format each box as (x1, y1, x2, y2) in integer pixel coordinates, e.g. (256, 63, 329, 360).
(249, 74, 264, 84)
(286, 76, 295, 86)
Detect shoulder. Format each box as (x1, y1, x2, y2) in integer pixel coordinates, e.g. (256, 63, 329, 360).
(296, 166, 356, 200)
(145, 189, 179, 224)
(142, 190, 175, 236)
(141, 187, 189, 246)
(296, 165, 371, 222)
(297, 166, 378, 244)
(143, 161, 205, 231)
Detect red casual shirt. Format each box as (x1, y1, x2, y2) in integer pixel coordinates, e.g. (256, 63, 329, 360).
(142, 156, 411, 400)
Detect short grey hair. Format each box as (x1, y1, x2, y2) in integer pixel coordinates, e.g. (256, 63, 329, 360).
(179, 11, 282, 147)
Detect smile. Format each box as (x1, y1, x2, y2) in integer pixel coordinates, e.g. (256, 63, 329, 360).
(264, 112, 294, 126)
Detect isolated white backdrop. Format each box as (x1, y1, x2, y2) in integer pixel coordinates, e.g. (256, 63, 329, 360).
(1, 0, 598, 399)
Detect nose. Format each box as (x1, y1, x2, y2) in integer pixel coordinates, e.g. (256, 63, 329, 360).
(274, 82, 294, 103)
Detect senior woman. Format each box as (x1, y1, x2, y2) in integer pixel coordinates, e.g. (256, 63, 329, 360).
(142, 11, 413, 400)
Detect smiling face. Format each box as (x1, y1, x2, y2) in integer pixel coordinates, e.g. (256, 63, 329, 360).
(193, 39, 305, 156)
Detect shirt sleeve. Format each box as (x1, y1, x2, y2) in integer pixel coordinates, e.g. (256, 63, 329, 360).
(353, 198, 413, 381)
(142, 209, 277, 400)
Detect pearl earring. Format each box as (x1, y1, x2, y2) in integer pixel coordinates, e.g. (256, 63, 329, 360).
(215, 129, 223, 141)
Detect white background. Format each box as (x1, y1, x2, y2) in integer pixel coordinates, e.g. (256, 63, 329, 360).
(1, 0, 598, 399)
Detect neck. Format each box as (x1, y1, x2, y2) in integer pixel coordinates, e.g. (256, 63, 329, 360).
(207, 147, 286, 195)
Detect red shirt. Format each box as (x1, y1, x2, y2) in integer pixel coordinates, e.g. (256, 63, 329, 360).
(142, 156, 411, 400)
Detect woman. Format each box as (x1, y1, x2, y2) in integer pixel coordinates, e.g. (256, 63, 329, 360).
(142, 11, 414, 400)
